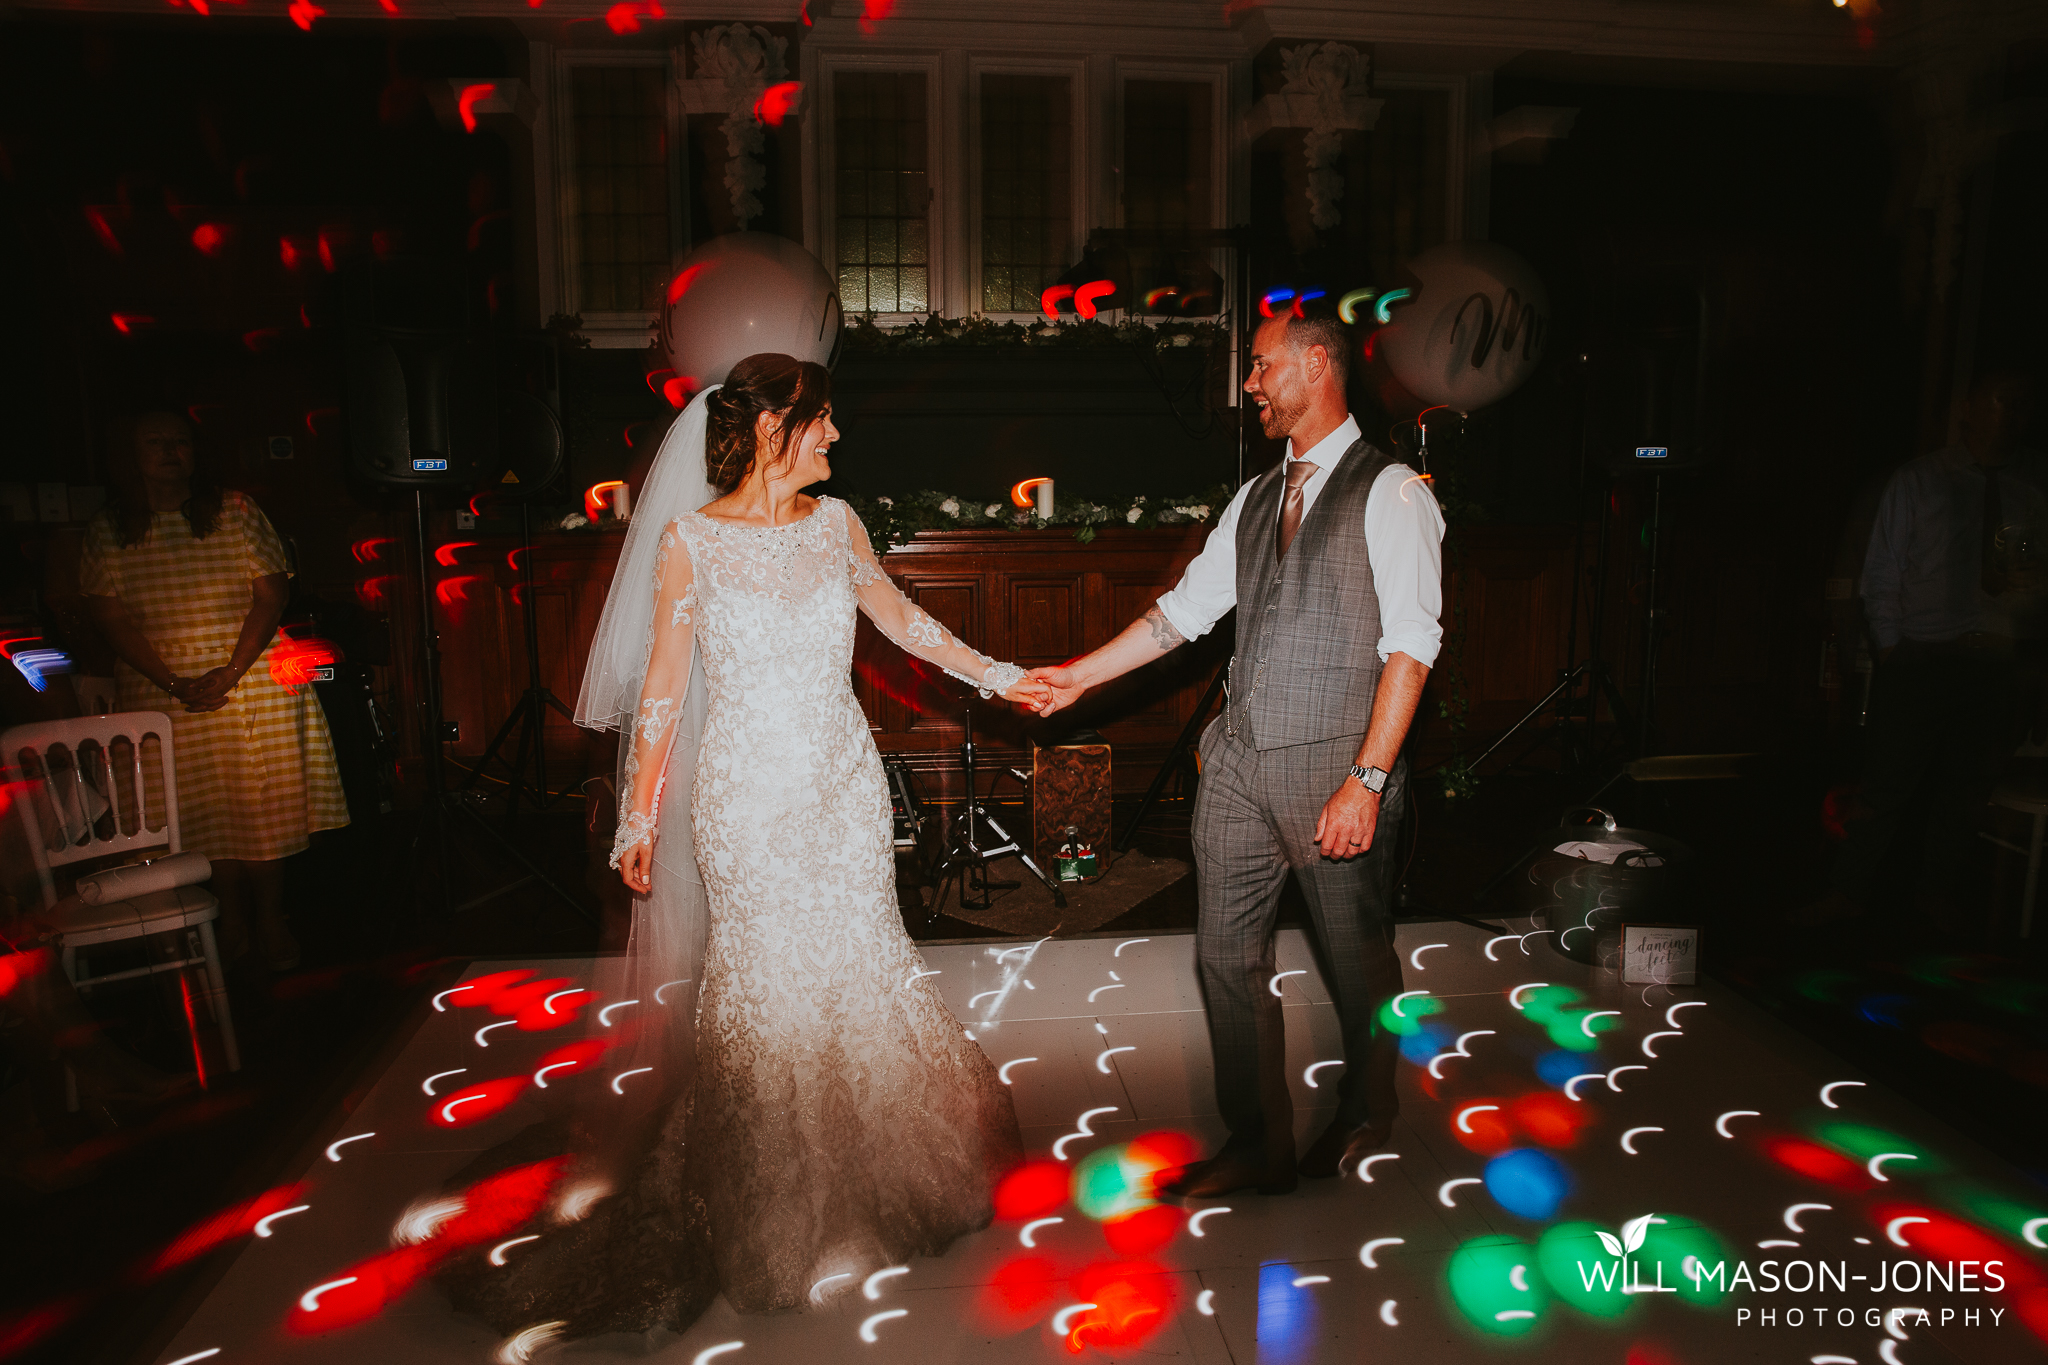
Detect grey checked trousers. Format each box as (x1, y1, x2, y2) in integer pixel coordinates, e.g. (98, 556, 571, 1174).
(1191, 718, 1406, 1158)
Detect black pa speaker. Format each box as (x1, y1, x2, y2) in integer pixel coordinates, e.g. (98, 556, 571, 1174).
(1592, 268, 1715, 475)
(341, 329, 564, 493)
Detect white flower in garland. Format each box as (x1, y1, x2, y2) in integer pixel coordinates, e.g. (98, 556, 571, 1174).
(985, 503, 1003, 518)
(940, 498, 960, 517)
(877, 496, 894, 507)
(1126, 506, 1144, 524)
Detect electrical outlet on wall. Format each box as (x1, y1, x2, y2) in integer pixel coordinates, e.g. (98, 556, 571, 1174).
(455, 511, 477, 530)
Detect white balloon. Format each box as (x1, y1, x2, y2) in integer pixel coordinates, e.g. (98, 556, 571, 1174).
(659, 232, 843, 390)
(1376, 241, 1547, 412)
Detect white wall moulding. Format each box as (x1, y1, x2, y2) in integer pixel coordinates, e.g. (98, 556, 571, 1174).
(1245, 91, 1383, 141)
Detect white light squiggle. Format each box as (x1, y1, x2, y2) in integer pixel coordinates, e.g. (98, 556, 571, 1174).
(903, 969, 940, 989)
(165, 1352, 221, 1365)
(1303, 1060, 1343, 1088)
(1114, 939, 1149, 956)
(1714, 1110, 1760, 1137)
(1784, 1203, 1831, 1234)
(393, 1195, 464, 1245)
(808, 1273, 853, 1305)
(1606, 1065, 1646, 1092)
(541, 989, 588, 1015)
(495, 1321, 564, 1365)
(325, 1132, 374, 1161)
(1519, 930, 1553, 953)
(997, 1057, 1038, 1084)
(863, 1266, 908, 1299)
(299, 1277, 359, 1312)
(1665, 1001, 1705, 1028)
(1495, 1310, 1535, 1321)
(1292, 1275, 1329, 1287)
(654, 979, 690, 1005)
(2023, 1217, 2048, 1249)
(1095, 1047, 1135, 1073)
(253, 1204, 310, 1237)
(598, 1000, 639, 1026)
(1886, 1215, 1930, 1246)
(1438, 1178, 1482, 1207)
(1409, 943, 1448, 969)
(1051, 1304, 1098, 1334)
(1880, 1340, 1905, 1365)
(441, 1095, 487, 1124)
(1053, 1107, 1119, 1160)
(968, 990, 1002, 1009)
(1564, 1074, 1604, 1101)
(690, 1344, 743, 1365)
(432, 985, 474, 1011)
(1820, 1080, 1866, 1109)
(1196, 1290, 1215, 1315)
(858, 1309, 907, 1342)
(1379, 1299, 1399, 1326)
(489, 1235, 540, 1265)
(1640, 1031, 1681, 1059)
(1509, 1265, 1528, 1292)
(474, 1021, 515, 1046)
(1868, 1153, 1917, 1182)
(557, 1179, 610, 1222)
(610, 1067, 653, 1095)
(1188, 1208, 1230, 1237)
(1357, 1154, 1400, 1182)
(1757, 1239, 1800, 1249)
(1509, 983, 1549, 1009)
(1484, 935, 1518, 961)
(1020, 1217, 1062, 1247)
(1269, 970, 1306, 997)
(1391, 990, 1428, 1017)
(1886, 1306, 1927, 1340)
(1359, 1237, 1403, 1267)
(533, 1063, 578, 1089)
(423, 1069, 466, 1096)
(1580, 1009, 1621, 1038)
(1455, 1104, 1500, 1134)
(1619, 1126, 1663, 1155)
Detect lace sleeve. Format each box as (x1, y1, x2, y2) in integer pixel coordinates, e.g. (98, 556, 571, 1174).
(613, 521, 698, 867)
(841, 502, 1026, 699)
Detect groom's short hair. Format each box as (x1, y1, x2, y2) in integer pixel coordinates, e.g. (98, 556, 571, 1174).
(1284, 308, 1352, 388)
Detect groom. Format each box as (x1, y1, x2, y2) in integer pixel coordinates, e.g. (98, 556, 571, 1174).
(1029, 306, 1443, 1196)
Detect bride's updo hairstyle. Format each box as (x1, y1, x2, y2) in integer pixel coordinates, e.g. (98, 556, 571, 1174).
(703, 352, 834, 494)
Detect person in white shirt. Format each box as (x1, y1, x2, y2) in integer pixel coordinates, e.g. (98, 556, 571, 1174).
(1811, 368, 2042, 928)
(1029, 306, 1444, 1196)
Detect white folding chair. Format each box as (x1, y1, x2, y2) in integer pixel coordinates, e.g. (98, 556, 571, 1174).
(3, 711, 240, 1107)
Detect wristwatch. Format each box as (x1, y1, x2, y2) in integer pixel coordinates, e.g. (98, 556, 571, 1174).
(1349, 764, 1389, 793)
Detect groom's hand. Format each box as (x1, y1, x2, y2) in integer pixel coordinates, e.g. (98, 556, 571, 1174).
(1314, 780, 1380, 860)
(1026, 664, 1087, 717)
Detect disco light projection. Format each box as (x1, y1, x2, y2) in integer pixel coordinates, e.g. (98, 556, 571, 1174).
(1040, 284, 1074, 319)
(1484, 1149, 1572, 1220)
(1256, 1261, 1322, 1363)
(1073, 280, 1116, 318)
(1448, 1235, 1546, 1336)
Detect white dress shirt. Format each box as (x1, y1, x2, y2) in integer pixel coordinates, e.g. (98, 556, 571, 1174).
(1860, 445, 2048, 649)
(1154, 414, 1447, 666)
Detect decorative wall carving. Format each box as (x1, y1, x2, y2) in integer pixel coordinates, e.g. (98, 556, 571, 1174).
(688, 23, 789, 230)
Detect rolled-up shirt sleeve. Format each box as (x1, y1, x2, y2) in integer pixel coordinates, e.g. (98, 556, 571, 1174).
(1365, 465, 1447, 666)
(1154, 482, 1254, 642)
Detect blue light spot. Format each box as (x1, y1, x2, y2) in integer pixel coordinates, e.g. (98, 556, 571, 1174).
(1484, 1148, 1572, 1221)
(1256, 1261, 1321, 1364)
(1399, 1020, 1452, 1064)
(1535, 1049, 1586, 1088)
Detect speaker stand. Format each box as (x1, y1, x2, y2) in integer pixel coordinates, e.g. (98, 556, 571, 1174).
(458, 500, 577, 817)
(926, 706, 1067, 919)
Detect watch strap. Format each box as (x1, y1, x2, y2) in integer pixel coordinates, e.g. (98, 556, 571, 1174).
(1349, 764, 1388, 793)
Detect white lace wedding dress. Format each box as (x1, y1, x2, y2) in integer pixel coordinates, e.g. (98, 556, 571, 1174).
(444, 496, 1022, 1340)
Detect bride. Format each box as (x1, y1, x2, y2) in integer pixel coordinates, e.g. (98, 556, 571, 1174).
(443, 353, 1041, 1343)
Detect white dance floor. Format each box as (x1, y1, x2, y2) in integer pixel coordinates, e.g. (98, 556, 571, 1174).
(148, 922, 2047, 1365)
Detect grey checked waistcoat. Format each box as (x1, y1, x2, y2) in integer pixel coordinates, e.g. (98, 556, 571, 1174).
(1224, 438, 1406, 751)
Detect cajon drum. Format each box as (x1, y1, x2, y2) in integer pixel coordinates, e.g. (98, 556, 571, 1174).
(1033, 741, 1111, 880)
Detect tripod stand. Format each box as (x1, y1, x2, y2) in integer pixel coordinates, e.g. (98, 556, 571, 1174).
(926, 706, 1066, 916)
(458, 499, 576, 816)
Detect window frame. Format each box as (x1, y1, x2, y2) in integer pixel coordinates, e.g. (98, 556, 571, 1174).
(963, 53, 1089, 324)
(550, 49, 688, 350)
(803, 49, 949, 326)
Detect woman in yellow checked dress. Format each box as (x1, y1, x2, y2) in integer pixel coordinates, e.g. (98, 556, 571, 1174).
(78, 411, 348, 970)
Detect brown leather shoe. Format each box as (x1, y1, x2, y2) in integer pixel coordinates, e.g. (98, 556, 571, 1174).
(1164, 1153, 1298, 1198)
(1298, 1118, 1394, 1179)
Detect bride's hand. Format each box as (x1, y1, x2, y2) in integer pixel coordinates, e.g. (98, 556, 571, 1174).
(618, 841, 654, 895)
(1002, 675, 1053, 708)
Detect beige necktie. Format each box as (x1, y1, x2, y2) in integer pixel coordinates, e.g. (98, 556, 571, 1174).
(1277, 459, 1319, 560)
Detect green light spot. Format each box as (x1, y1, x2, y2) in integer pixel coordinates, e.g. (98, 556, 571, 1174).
(1072, 1144, 1148, 1221)
(1377, 992, 1444, 1037)
(1535, 1222, 1632, 1320)
(1446, 1235, 1544, 1336)
(1808, 1121, 1947, 1176)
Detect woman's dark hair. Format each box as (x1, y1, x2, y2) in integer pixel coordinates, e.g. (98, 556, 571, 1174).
(703, 353, 833, 494)
(102, 409, 222, 548)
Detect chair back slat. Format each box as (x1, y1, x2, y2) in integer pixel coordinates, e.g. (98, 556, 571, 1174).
(2, 713, 182, 900)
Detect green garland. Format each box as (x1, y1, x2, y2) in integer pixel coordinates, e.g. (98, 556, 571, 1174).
(839, 313, 1228, 355)
(842, 486, 1232, 549)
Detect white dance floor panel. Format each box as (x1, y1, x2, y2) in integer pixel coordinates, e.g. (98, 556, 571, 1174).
(149, 924, 2048, 1365)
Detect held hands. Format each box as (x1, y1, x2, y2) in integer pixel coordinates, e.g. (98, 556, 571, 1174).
(1000, 674, 1056, 710)
(174, 666, 242, 713)
(1022, 664, 1087, 717)
(1313, 778, 1380, 860)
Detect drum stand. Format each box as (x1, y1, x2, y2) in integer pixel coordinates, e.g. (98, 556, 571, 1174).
(926, 706, 1066, 915)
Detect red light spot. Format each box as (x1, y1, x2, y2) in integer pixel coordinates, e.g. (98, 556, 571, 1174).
(438, 969, 537, 1009)
(435, 575, 486, 616)
(288, 0, 323, 29)
(992, 1159, 1071, 1220)
(0, 1298, 85, 1358)
(142, 1183, 310, 1276)
(318, 224, 352, 272)
(1065, 1260, 1176, 1351)
(355, 575, 400, 611)
(0, 947, 51, 999)
(585, 481, 627, 520)
(662, 376, 693, 408)
(110, 313, 154, 335)
(379, 0, 399, 11)
(859, 0, 894, 28)
(458, 82, 495, 133)
(84, 206, 122, 255)
(1762, 1134, 1874, 1191)
(1073, 279, 1116, 320)
(350, 536, 396, 564)
(1011, 477, 1053, 509)
(243, 328, 283, 353)
(434, 541, 479, 567)
(438, 1157, 570, 1246)
(644, 367, 676, 395)
(1506, 1091, 1592, 1148)
(799, 0, 811, 24)
(665, 263, 705, 305)
(604, 0, 662, 32)
(191, 222, 227, 255)
(429, 1076, 528, 1129)
(286, 1244, 436, 1333)
(985, 1255, 1060, 1313)
(1449, 1097, 1516, 1155)
(269, 636, 342, 693)
(1123, 1129, 1200, 1196)
(1102, 1204, 1182, 1256)
(754, 81, 802, 127)
(1040, 284, 1075, 321)
(303, 406, 338, 433)
(280, 236, 309, 270)
(516, 990, 591, 1031)
(532, 1039, 610, 1083)
(488, 977, 574, 1017)
(466, 210, 509, 251)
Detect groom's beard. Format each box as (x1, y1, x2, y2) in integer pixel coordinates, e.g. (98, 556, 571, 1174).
(1257, 387, 1307, 440)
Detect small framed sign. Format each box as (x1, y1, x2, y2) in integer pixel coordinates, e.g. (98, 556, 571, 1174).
(1622, 923, 1699, 986)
